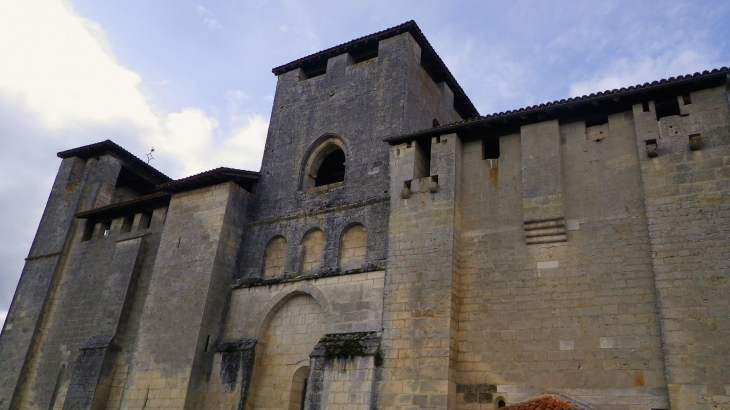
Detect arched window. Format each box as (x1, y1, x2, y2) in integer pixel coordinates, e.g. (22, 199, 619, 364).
(288, 366, 310, 410)
(300, 229, 325, 273)
(315, 149, 345, 187)
(338, 224, 367, 270)
(263, 236, 288, 278)
(301, 136, 347, 189)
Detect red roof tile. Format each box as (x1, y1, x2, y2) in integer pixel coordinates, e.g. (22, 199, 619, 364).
(503, 395, 588, 410)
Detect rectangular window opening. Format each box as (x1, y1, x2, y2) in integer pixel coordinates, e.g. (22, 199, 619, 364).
(414, 139, 431, 179)
(299, 60, 327, 80)
(585, 116, 608, 128)
(204, 335, 210, 352)
(682, 94, 692, 105)
(642, 101, 650, 112)
(350, 42, 379, 64)
(655, 96, 681, 120)
(98, 221, 111, 239)
(81, 220, 95, 242)
(120, 215, 134, 234)
(483, 138, 500, 160)
(138, 212, 152, 231)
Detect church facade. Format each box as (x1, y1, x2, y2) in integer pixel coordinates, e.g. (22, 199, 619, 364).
(1, 21, 729, 410)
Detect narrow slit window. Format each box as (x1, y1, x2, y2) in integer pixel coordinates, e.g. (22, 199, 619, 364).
(642, 101, 651, 112)
(81, 221, 95, 241)
(120, 215, 134, 233)
(138, 212, 152, 230)
(682, 94, 692, 105)
(414, 139, 431, 179)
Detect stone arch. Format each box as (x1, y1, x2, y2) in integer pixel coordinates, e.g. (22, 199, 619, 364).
(300, 135, 348, 189)
(263, 235, 288, 278)
(257, 283, 332, 339)
(338, 223, 367, 270)
(250, 293, 326, 410)
(300, 228, 325, 273)
(288, 365, 310, 410)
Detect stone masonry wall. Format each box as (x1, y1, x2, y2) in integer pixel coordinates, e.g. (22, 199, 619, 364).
(634, 86, 730, 410)
(117, 182, 248, 410)
(457, 109, 668, 410)
(240, 31, 457, 282)
(379, 134, 462, 409)
(0, 155, 130, 410)
(215, 271, 385, 409)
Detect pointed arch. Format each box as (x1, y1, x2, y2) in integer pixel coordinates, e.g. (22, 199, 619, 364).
(300, 135, 348, 189)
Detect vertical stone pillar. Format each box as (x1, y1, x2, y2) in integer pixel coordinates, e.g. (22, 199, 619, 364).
(520, 120, 567, 244)
(635, 89, 730, 410)
(63, 236, 147, 410)
(120, 182, 248, 409)
(214, 339, 257, 410)
(0, 155, 120, 410)
(305, 332, 380, 410)
(380, 133, 461, 409)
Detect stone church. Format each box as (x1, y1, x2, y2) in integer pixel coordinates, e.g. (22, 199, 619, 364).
(1, 20, 729, 410)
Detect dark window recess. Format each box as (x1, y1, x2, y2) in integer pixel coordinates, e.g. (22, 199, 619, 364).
(121, 215, 134, 233)
(642, 101, 651, 112)
(498, 400, 506, 408)
(682, 94, 692, 105)
(204, 335, 210, 352)
(586, 116, 608, 127)
(415, 138, 432, 178)
(81, 220, 95, 241)
(300, 378, 309, 410)
(98, 221, 112, 239)
(655, 96, 681, 120)
(139, 212, 152, 230)
(483, 138, 500, 160)
(49, 365, 66, 410)
(315, 149, 346, 187)
(350, 41, 379, 64)
(299, 59, 327, 80)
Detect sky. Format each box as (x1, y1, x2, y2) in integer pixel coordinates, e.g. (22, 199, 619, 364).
(1, 0, 729, 328)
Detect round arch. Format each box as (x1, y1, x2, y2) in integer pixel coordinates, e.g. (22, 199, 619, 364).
(257, 283, 332, 340)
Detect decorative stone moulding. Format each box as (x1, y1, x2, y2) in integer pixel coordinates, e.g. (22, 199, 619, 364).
(689, 133, 702, 151)
(400, 184, 411, 199)
(524, 216, 567, 245)
(645, 139, 658, 158)
(310, 331, 381, 357)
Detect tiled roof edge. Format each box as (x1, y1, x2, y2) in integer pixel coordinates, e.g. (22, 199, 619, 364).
(57, 139, 171, 183)
(385, 66, 730, 143)
(75, 192, 171, 219)
(156, 167, 260, 193)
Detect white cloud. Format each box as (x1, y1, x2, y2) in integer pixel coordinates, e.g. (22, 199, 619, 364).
(196, 4, 222, 30)
(0, 0, 266, 177)
(204, 17, 222, 30)
(569, 48, 721, 97)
